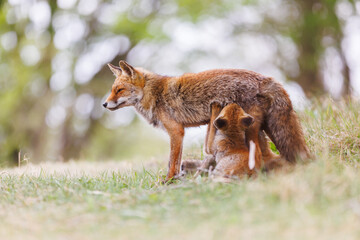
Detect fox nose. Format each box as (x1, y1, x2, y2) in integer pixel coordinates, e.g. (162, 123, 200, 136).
(102, 102, 108, 108)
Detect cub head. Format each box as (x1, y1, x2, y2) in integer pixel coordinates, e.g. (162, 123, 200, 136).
(103, 61, 145, 111)
(214, 103, 254, 133)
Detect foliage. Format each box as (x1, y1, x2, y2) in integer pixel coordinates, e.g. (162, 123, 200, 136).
(0, 0, 358, 165)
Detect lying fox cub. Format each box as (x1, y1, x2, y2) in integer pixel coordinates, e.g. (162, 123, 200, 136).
(182, 103, 286, 178)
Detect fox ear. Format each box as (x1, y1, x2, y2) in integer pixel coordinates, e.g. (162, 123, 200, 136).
(108, 63, 122, 76)
(119, 60, 135, 78)
(214, 115, 228, 130)
(240, 115, 254, 128)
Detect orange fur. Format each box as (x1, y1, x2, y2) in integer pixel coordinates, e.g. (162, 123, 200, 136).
(104, 61, 310, 181)
(211, 103, 256, 177)
(182, 103, 281, 177)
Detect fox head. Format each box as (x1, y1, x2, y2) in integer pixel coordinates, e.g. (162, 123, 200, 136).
(214, 103, 254, 133)
(103, 61, 145, 111)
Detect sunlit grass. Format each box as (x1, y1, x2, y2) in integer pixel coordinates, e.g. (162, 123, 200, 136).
(0, 98, 360, 239)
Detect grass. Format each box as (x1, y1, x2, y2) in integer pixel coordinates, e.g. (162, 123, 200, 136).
(1, 98, 360, 240)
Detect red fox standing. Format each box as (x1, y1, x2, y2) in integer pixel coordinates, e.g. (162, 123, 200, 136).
(103, 61, 310, 181)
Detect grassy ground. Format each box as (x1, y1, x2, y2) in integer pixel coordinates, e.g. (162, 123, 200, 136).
(1, 99, 360, 240)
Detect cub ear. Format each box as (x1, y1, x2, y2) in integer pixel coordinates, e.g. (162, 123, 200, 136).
(108, 63, 122, 76)
(214, 116, 228, 130)
(240, 115, 254, 128)
(119, 60, 136, 78)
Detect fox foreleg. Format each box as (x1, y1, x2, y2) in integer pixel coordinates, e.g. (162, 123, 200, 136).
(161, 115, 185, 182)
(194, 102, 222, 177)
(204, 102, 223, 155)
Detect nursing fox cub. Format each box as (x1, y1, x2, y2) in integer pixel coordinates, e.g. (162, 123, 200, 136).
(103, 61, 309, 181)
(200, 103, 259, 178)
(181, 103, 288, 178)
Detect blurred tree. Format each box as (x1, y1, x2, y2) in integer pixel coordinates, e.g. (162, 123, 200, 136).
(0, 0, 358, 166)
(0, 0, 169, 165)
(292, 0, 353, 97)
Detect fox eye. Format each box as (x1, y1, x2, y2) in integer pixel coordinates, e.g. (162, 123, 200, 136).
(116, 88, 124, 94)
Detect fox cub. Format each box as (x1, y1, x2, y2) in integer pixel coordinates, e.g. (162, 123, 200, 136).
(211, 103, 257, 177)
(182, 103, 258, 178)
(181, 103, 288, 178)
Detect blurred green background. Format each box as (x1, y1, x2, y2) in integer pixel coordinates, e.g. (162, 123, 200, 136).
(0, 0, 359, 166)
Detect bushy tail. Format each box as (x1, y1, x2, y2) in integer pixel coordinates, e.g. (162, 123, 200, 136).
(260, 80, 310, 163)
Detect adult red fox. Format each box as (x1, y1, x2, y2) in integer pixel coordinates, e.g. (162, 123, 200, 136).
(103, 61, 310, 181)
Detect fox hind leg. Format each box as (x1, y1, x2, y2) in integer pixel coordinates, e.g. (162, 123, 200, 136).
(264, 102, 310, 163)
(258, 130, 279, 163)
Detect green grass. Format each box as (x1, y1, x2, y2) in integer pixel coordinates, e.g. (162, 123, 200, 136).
(1, 98, 360, 240)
